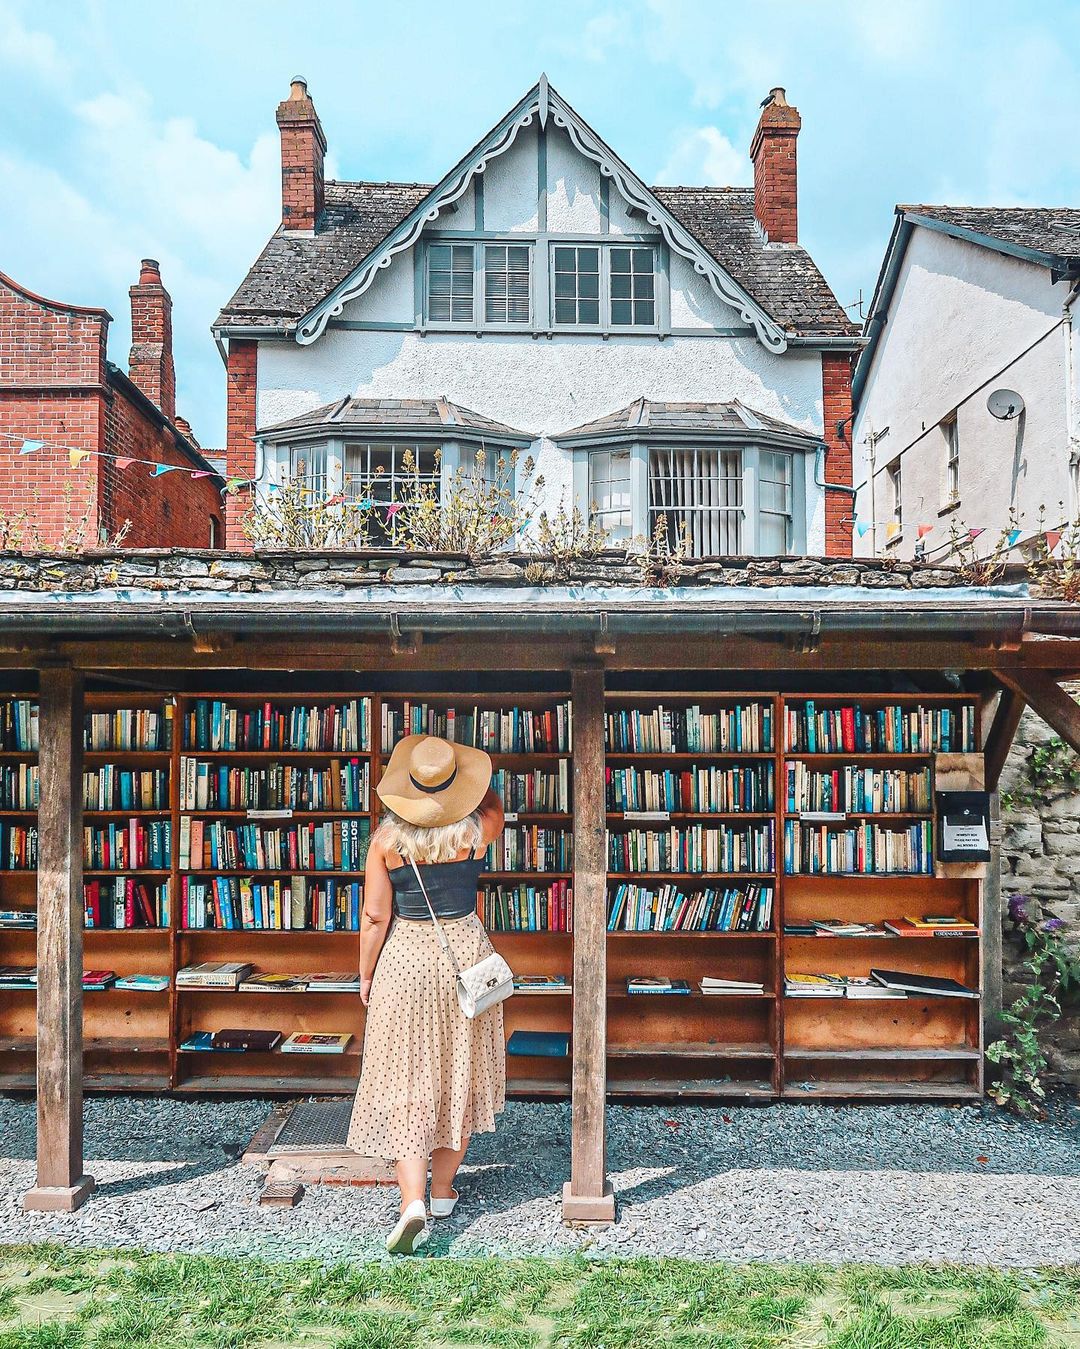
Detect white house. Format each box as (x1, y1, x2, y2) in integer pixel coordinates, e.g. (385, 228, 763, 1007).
(215, 77, 859, 556)
(852, 206, 1080, 559)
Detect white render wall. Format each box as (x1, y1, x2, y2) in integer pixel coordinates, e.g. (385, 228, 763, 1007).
(255, 120, 831, 549)
(853, 226, 1074, 557)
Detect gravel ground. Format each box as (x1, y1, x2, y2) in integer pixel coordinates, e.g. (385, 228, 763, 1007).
(1, 1093, 1078, 1266)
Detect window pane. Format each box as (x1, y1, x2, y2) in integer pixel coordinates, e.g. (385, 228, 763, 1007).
(759, 511, 788, 556)
(611, 299, 632, 325)
(554, 298, 576, 324)
(579, 299, 599, 324)
(553, 245, 602, 325)
(484, 244, 531, 324)
(648, 447, 742, 557)
(579, 248, 599, 272)
(579, 271, 599, 300)
(554, 247, 575, 271)
(633, 300, 654, 325)
(589, 449, 632, 541)
(426, 242, 473, 324)
(610, 248, 631, 273)
(554, 272, 575, 298)
(609, 246, 655, 327)
(610, 273, 632, 300)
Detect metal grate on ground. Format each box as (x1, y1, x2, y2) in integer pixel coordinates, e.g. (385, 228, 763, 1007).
(271, 1099, 353, 1153)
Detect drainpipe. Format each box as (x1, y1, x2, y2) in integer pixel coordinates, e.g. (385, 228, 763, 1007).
(813, 445, 858, 539)
(1064, 280, 1080, 517)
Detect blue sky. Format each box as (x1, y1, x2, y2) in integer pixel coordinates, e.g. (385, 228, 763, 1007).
(3, 0, 1080, 447)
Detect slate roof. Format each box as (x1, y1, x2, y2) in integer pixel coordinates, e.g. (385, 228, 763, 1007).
(258, 396, 530, 441)
(554, 398, 821, 443)
(216, 181, 858, 340)
(899, 205, 1080, 267)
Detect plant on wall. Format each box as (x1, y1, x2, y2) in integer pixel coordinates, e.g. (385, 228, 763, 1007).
(633, 513, 693, 588)
(241, 472, 373, 550)
(986, 893, 1079, 1118)
(1025, 504, 1080, 603)
(392, 446, 543, 557)
(523, 497, 613, 580)
(943, 511, 1020, 586)
(1001, 734, 1080, 812)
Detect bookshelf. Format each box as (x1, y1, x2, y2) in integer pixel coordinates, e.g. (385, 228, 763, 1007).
(0, 684, 986, 1103)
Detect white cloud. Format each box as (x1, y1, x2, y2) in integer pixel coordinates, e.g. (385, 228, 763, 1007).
(580, 12, 627, 62)
(0, 3, 69, 82)
(656, 125, 750, 186)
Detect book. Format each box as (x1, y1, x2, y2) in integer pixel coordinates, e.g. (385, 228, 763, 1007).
(843, 976, 907, 1000)
(179, 1030, 240, 1052)
(0, 965, 37, 988)
(82, 969, 116, 990)
(176, 961, 255, 989)
(237, 973, 309, 993)
(512, 975, 571, 994)
(280, 1032, 353, 1054)
(507, 1029, 570, 1057)
(699, 976, 765, 995)
(114, 974, 170, 991)
(0, 909, 35, 928)
(869, 968, 980, 999)
(626, 977, 692, 995)
(884, 919, 979, 938)
(212, 1028, 283, 1051)
(812, 920, 889, 937)
(304, 972, 361, 993)
(784, 973, 846, 998)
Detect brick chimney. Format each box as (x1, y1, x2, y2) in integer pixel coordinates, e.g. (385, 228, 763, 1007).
(749, 87, 801, 244)
(276, 76, 326, 232)
(128, 258, 176, 422)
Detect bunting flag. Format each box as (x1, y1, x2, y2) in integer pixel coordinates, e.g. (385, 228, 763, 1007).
(917, 523, 933, 538)
(385, 502, 401, 518)
(854, 520, 871, 538)
(151, 463, 179, 477)
(19, 440, 43, 455)
(359, 497, 374, 510)
(884, 521, 901, 541)
(223, 477, 248, 494)
(1006, 529, 1022, 547)
(189, 470, 215, 480)
(968, 528, 984, 542)
(113, 457, 135, 470)
(1046, 530, 1062, 552)
(1, 428, 223, 483)
(265, 482, 282, 493)
(69, 449, 92, 469)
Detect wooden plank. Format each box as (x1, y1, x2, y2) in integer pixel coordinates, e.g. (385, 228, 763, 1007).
(983, 686, 1026, 788)
(562, 662, 614, 1224)
(994, 670, 1080, 754)
(22, 666, 95, 1213)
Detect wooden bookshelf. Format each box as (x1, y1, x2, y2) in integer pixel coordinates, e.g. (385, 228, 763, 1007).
(0, 685, 986, 1103)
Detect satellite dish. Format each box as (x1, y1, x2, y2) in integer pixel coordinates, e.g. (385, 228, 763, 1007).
(987, 389, 1025, 421)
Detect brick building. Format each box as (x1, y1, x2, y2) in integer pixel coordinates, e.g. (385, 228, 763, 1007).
(216, 78, 859, 554)
(0, 261, 224, 549)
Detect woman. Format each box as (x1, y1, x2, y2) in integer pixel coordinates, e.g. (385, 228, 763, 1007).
(347, 732, 507, 1255)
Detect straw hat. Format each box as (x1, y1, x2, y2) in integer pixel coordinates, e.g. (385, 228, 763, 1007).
(377, 734, 493, 827)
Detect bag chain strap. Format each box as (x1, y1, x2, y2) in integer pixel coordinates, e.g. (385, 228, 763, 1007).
(409, 857, 463, 979)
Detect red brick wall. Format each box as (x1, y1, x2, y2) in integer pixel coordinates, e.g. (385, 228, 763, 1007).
(749, 92, 801, 244)
(224, 339, 258, 547)
(0, 273, 108, 546)
(822, 351, 854, 557)
(100, 387, 223, 548)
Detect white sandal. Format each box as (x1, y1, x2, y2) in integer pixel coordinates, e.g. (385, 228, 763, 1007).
(386, 1198, 429, 1255)
(429, 1188, 459, 1219)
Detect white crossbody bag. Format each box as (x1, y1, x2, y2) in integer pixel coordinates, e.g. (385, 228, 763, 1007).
(410, 858, 514, 1019)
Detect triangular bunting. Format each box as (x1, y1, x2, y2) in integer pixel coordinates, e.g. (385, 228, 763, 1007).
(854, 521, 871, 538)
(189, 470, 214, 479)
(19, 440, 43, 455)
(68, 449, 92, 469)
(884, 521, 901, 541)
(968, 528, 984, 542)
(113, 457, 136, 470)
(916, 524, 933, 539)
(151, 463, 179, 477)
(1046, 530, 1062, 552)
(385, 502, 402, 518)
(1006, 529, 1022, 547)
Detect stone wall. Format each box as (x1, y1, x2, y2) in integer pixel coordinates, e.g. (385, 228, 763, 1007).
(1000, 702, 1080, 1086)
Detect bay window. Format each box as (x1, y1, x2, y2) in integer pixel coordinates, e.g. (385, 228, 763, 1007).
(587, 449, 633, 542)
(758, 450, 793, 555)
(648, 447, 743, 555)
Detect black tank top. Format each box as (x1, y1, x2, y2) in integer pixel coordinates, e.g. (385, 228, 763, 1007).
(388, 855, 485, 920)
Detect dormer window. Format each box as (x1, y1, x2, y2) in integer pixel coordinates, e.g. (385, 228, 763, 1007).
(552, 243, 657, 330)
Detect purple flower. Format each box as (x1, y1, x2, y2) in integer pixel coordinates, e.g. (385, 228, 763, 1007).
(1008, 894, 1031, 925)
(1041, 917, 1066, 933)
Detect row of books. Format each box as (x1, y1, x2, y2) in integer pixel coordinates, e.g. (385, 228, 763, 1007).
(606, 703, 773, 754)
(183, 699, 370, 752)
(0, 822, 37, 869)
(0, 700, 36, 751)
(178, 818, 370, 872)
(85, 707, 173, 751)
(481, 881, 572, 931)
(487, 826, 572, 873)
(85, 878, 169, 929)
(84, 821, 171, 871)
(783, 701, 976, 754)
(491, 765, 570, 813)
(784, 763, 932, 814)
(621, 975, 766, 996)
(180, 876, 363, 931)
(380, 702, 572, 753)
(0, 908, 34, 928)
(85, 767, 170, 812)
(608, 823, 774, 875)
(783, 820, 934, 875)
(606, 763, 774, 814)
(0, 764, 37, 809)
(785, 969, 978, 999)
(607, 881, 774, 932)
(0, 966, 170, 992)
(176, 963, 359, 992)
(785, 916, 978, 938)
(179, 757, 369, 812)
(180, 1029, 353, 1054)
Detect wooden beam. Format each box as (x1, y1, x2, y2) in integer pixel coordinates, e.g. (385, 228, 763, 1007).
(23, 666, 95, 1212)
(983, 685, 1027, 789)
(994, 670, 1080, 754)
(562, 663, 614, 1223)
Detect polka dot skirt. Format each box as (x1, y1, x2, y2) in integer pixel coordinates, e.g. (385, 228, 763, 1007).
(347, 912, 506, 1160)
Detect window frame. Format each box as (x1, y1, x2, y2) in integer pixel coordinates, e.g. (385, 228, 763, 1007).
(549, 240, 660, 333)
(423, 241, 477, 327)
(422, 239, 535, 331)
(887, 457, 903, 539)
(942, 413, 960, 506)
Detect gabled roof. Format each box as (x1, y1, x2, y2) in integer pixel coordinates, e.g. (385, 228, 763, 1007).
(258, 396, 531, 444)
(854, 205, 1080, 409)
(216, 79, 857, 349)
(554, 398, 822, 448)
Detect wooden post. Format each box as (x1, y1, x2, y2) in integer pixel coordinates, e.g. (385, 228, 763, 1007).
(562, 663, 614, 1222)
(22, 666, 95, 1212)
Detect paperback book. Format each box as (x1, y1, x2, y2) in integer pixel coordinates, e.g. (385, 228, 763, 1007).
(280, 1032, 353, 1054)
(626, 976, 692, 995)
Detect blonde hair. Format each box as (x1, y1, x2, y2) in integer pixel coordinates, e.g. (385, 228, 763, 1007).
(374, 808, 484, 865)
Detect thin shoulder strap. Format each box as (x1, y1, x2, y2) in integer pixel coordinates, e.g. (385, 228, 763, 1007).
(410, 858, 461, 976)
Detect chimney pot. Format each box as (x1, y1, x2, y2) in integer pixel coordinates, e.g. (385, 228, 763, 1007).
(289, 77, 308, 99)
(139, 258, 162, 285)
(749, 87, 801, 244)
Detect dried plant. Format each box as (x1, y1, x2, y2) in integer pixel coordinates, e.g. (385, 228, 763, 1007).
(525, 497, 612, 579)
(1025, 504, 1080, 603)
(240, 471, 373, 550)
(633, 514, 692, 588)
(0, 476, 129, 553)
(943, 509, 1021, 586)
(392, 446, 543, 557)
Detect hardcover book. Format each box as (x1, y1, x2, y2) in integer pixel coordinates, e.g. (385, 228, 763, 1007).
(280, 1032, 353, 1054)
(869, 969, 979, 999)
(212, 1028, 283, 1052)
(507, 1030, 570, 1057)
(626, 977, 691, 995)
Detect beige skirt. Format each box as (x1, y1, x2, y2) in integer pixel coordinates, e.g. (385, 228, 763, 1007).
(347, 912, 506, 1160)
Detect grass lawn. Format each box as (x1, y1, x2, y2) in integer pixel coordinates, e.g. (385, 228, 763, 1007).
(0, 1246, 1078, 1348)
